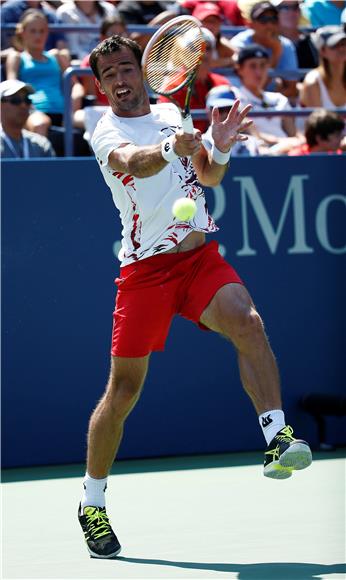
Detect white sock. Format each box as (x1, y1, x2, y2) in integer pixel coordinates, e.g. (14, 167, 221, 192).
(81, 473, 108, 510)
(259, 409, 286, 445)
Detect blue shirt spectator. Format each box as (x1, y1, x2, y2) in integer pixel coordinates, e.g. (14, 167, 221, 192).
(301, 0, 346, 27)
(231, 27, 298, 71)
(1, 0, 65, 50)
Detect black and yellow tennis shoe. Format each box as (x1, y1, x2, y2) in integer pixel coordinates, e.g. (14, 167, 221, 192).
(78, 504, 121, 558)
(264, 425, 312, 479)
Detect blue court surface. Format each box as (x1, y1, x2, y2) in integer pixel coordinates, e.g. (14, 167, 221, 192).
(2, 451, 345, 579)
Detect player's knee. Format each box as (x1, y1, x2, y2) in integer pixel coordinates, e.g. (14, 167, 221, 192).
(106, 377, 142, 415)
(226, 304, 264, 343)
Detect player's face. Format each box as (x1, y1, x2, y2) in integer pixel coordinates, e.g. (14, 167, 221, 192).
(95, 48, 150, 116)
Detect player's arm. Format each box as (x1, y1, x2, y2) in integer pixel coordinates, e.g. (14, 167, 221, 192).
(192, 101, 253, 187)
(107, 132, 201, 178)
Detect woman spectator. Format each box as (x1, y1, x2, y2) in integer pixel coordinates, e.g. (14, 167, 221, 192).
(235, 44, 303, 153)
(300, 25, 346, 108)
(5, 9, 83, 138)
(56, 1, 119, 62)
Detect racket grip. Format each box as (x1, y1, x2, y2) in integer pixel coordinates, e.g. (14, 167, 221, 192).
(181, 114, 194, 134)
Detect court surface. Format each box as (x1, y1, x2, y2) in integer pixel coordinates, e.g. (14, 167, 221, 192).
(2, 451, 345, 580)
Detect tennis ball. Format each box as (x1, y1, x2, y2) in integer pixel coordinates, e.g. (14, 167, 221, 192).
(172, 197, 197, 221)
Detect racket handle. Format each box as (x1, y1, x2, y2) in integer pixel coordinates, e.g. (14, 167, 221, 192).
(181, 114, 194, 135)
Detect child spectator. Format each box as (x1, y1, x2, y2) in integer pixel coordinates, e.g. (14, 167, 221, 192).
(288, 108, 345, 154)
(300, 25, 346, 108)
(235, 44, 303, 153)
(56, 1, 119, 61)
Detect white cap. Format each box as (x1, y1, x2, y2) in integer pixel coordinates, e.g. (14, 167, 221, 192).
(0, 80, 34, 99)
(201, 27, 216, 48)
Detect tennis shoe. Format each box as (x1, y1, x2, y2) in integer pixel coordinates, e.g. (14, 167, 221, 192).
(78, 503, 121, 558)
(264, 425, 312, 479)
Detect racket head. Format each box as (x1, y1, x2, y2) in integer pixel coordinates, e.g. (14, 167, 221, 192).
(142, 16, 206, 98)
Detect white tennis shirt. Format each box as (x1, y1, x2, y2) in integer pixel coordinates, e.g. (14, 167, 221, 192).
(91, 103, 218, 266)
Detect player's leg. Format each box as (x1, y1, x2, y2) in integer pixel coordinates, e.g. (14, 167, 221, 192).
(200, 282, 312, 479)
(79, 354, 149, 559)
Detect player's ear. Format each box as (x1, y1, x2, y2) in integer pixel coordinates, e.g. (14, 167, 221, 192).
(95, 78, 105, 95)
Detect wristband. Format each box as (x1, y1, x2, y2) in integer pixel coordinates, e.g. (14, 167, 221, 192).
(161, 135, 179, 163)
(211, 143, 231, 165)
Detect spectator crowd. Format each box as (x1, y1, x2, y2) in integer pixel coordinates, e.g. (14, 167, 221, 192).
(1, 0, 346, 158)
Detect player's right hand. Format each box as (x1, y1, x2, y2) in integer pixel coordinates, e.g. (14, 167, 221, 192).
(173, 129, 202, 157)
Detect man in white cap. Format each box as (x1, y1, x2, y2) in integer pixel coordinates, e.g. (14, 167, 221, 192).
(1, 80, 55, 158)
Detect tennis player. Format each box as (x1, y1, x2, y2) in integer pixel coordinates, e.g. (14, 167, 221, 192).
(78, 35, 312, 559)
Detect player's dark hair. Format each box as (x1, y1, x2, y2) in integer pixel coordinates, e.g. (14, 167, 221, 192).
(305, 109, 345, 146)
(90, 35, 142, 80)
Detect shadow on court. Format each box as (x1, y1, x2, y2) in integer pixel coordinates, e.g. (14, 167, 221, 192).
(116, 557, 346, 579)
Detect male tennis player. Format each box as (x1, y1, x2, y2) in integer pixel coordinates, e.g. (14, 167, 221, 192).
(78, 35, 312, 559)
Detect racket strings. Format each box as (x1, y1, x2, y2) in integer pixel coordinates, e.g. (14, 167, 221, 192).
(145, 21, 205, 94)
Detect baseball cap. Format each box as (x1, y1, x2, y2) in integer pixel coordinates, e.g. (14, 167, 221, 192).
(206, 85, 239, 109)
(192, 2, 222, 22)
(0, 80, 34, 99)
(250, 1, 278, 20)
(236, 44, 270, 65)
(311, 25, 346, 51)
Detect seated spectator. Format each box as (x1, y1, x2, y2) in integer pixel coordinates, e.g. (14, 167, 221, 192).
(5, 9, 83, 136)
(301, 0, 346, 28)
(300, 25, 346, 108)
(74, 16, 128, 130)
(56, 1, 119, 61)
(272, 0, 319, 68)
(234, 44, 303, 153)
(191, 2, 235, 69)
(288, 109, 345, 154)
(1, 0, 66, 51)
(157, 28, 231, 132)
(230, 1, 299, 98)
(203, 84, 260, 155)
(0, 79, 55, 158)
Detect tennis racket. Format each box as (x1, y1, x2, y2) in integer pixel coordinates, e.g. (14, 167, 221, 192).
(142, 16, 206, 135)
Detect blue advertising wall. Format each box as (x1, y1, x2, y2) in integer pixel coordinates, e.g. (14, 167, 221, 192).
(2, 156, 345, 468)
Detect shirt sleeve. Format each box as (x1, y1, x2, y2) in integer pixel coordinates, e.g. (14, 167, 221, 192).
(278, 38, 299, 71)
(91, 120, 132, 168)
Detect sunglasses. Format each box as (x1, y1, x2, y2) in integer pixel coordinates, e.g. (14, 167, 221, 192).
(1, 95, 32, 105)
(278, 3, 300, 10)
(256, 14, 279, 23)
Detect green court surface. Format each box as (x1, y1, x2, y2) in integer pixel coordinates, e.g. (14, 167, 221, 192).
(2, 451, 345, 580)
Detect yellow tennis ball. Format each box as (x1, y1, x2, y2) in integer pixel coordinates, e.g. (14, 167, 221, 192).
(172, 197, 197, 221)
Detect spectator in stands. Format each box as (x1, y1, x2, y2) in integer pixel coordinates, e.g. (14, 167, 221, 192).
(230, 1, 299, 98)
(272, 0, 318, 69)
(116, 1, 177, 49)
(157, 28, 232, 132)
(178, 0, 245, 25)
(288, 108, 345, 154)
(300, 25, 346, 108)
(1, 0, 66, 51)
(204, 84, 260, 155)
(56, 1, 119, 61)
(5, 9, 83, 136)
(191, 2, 236, 69)
(0, 79, 55, 157)
(301, 0, 346, 28)
(235, 44, 303, 153)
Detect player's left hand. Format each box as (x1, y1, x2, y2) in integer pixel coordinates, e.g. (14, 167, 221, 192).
(211, 100, 253, 153)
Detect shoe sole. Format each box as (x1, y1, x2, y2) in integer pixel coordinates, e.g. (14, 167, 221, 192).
(264, 442, 312, 480)
(88, 545, 122, 559)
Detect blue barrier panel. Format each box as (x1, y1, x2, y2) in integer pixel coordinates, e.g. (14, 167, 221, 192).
(1, 156, 345, 467)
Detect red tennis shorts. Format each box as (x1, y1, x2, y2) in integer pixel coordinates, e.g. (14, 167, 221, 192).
(111, 240, 243, 357)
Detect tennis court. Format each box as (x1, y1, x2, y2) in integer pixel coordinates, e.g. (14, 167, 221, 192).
(2, 450, 345, 579)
